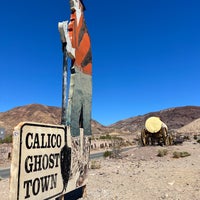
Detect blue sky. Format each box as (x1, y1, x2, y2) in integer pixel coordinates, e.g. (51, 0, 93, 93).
(1, 0, 200, 125)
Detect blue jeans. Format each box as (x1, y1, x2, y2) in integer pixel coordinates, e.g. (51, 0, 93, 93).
(67, 66, 92, 136)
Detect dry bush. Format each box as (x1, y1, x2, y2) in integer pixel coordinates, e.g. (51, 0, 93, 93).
(90, 160, 101, 169)
(157, 149, 168, 157)
(103, 150, 112, 158)
(173, 151, 191, 158)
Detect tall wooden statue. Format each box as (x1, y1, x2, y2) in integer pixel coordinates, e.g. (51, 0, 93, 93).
(58, 0, 92, 198)
(59, 0, 92, 137)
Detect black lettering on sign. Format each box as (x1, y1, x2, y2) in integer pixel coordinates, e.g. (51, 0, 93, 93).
(33, 134, 40, 149)
(25, 133, 62, 149)
(33, 155, 43, 172)
(24, 173, 58, 199)
(24, 153, 60, 173)
(26, 132, 33, 149)
(32, 178, 40, 196)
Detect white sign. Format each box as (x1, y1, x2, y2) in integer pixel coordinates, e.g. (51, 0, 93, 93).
(10, 122, 66, 200)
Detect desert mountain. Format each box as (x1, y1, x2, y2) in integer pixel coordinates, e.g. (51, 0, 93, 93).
(108, 106, 200, 134)
(0, 104, 106, 136)
(177, 118, 200, 134)
(0, 104, 200, 136)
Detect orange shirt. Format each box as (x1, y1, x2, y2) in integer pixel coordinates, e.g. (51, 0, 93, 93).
(68, 12, 92, 75)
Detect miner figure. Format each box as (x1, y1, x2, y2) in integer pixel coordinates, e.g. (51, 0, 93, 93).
(59, 0, 92, 137)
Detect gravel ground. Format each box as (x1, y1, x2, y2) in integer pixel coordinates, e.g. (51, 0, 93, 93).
(1, 141, 200, 200)
(80, 141, 200, 200)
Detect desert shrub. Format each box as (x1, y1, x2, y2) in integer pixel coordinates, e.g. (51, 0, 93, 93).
(173, 151, 191, 158)
(111, 138, 122, 158)
(90, 135, 95, 140)
(173, 151, 181, 158)
(197, 139, 200, 143)
(180, 151, 191, 157)
(173, 151, 180, 158)
(193, 135, 198, 140)
(0, 135, 12, 144)
(103, 150, 112, 158)
(183, 135, 190, 140)
(99, 134, 112, 140)
(157, 149, 168, 157)
(90, 160, 101, 169)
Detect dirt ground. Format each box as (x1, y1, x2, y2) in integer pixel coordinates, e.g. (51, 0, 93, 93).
(81, 140, 200, 200)
(1, 140, 200, 200)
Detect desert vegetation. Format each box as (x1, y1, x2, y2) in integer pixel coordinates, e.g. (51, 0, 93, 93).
(0, 135, 12, 144)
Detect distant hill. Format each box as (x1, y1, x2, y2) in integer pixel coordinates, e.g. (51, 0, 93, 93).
(109, 106, 200, 134)
(0, 104, 107, 135)
(1, 104, 200, 136)
(0, 104, 61, 135)
(177, 118, 200, 134)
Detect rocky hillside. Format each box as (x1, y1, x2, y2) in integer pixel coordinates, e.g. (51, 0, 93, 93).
(109, 106, 200, 134)
(0, 104, 200, 136)
(0, 104, 107, 135)
(177, 118, 200, 134)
